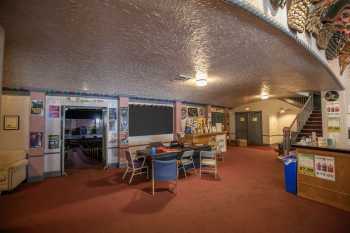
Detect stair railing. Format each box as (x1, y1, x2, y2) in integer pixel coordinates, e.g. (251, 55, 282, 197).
(283, 94, 314, 154)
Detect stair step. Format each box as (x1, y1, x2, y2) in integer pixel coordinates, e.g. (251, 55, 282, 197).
(309, 116, 322, 120)
(310, 113, 322, 117)
(301, 129, 322, 133)
(303, 124, 322, 130)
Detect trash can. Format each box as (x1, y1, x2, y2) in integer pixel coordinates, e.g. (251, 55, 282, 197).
(283, 157, 297, 194)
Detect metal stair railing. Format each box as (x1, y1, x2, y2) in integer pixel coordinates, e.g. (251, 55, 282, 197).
(283, 94, 314, 154)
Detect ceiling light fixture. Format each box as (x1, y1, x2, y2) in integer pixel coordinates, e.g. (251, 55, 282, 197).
(260, 93, 269, 100)
(280, 108, 286, 114)
(245, 107, 250, 111)
(195, 71, 208, 87)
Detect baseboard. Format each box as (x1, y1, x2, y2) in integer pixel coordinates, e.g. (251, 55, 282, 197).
(44, 171, 62, 178)
(106, 162, 120, 168)
(27, 175, 44, 183)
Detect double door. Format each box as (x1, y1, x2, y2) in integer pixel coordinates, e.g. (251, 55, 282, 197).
(235, 111, 262, 145)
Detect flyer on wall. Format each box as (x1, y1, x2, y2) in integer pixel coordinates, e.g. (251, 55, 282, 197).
(49, 105, 60, 118)
(298, 154, 315, 176)
(31, 100, 44, 116)
(315, 155, 335, 181)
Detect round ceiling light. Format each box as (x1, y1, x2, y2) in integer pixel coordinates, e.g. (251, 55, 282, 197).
(195, 71, 208, 87)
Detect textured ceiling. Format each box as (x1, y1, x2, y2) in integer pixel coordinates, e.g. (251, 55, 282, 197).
(0, 0, 343, 107)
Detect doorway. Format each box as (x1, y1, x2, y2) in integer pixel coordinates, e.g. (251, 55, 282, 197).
(235, 111, 263, 145)
(61, 106, 107, 174)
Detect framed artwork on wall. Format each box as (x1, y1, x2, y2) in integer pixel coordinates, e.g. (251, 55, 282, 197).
(3, 115, 20, 130)
(31, 100, 44, 116)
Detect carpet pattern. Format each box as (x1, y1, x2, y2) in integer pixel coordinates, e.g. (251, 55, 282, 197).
(0, 146, 349, 233)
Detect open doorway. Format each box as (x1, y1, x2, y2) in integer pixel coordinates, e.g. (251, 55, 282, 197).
(61, 107, 107, 174)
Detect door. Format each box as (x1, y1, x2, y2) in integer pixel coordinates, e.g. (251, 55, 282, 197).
(247, 111, 262, 145)
(235, 112, 248, 140)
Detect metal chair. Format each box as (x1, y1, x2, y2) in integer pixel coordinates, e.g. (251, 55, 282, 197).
(179, 150, 195, 177)
(200, 150, 218, 179)
(122, 151, 149, 184)
(214, 143, 224, 161)
(152, 159, 178, 196)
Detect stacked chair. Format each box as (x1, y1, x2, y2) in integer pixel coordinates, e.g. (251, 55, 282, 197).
(199, 150, 218, 179)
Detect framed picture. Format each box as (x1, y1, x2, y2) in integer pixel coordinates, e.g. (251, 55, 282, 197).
(188, 107, 198, 117)
(30, 132, 43, 148)
(3, 115, 20, 130)
(31, 100, 44, 116)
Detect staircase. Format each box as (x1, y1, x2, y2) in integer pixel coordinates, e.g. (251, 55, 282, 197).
(296, 109, 323, 142)
(282, 93, 323, 154)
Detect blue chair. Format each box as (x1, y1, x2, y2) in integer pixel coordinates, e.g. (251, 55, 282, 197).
(152, 159, 178, 196)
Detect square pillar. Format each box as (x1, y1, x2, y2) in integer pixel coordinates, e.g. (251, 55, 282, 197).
(28, 92, 45, 182)
(118, 96, 129, 167)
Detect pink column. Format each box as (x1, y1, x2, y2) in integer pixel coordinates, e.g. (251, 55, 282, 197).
(28, 92, 46, 182)
(118, 97, 129, 166)
(206, 105, 212, 126)
(174, 101, 182, 136)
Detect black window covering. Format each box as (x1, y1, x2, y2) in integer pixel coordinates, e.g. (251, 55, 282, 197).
(129, 104, 173, 136)
(212, 112, 225, 125)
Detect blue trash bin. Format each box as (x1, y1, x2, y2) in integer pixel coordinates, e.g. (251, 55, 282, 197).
(283, 157, 297, 194)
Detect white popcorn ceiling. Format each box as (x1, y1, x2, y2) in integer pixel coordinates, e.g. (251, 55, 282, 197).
(0, 0, 342, 107)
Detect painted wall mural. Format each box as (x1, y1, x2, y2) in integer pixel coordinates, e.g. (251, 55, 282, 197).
(283, 0, 350, 75)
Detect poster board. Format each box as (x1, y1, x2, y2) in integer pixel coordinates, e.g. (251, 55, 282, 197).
(298, 154, 315, 176)
(315, 155, 335, 181)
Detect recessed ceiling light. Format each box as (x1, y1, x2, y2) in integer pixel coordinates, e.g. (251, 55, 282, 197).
(245, 107, 250, 111)
(280, 108, 286, 114)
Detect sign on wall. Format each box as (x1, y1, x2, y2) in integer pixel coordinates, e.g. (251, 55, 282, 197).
(327, 117, 341, 133)
(298, 154, 315, 176)
(31, 100, 44, 116)
(49, 105, 60, 118)
(48, 135, 60, 149)
(315, 155, 335, 181)
(30, 132, 43, 148)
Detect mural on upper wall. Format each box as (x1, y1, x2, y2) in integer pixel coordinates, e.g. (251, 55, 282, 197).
(283, 0, 350, 75)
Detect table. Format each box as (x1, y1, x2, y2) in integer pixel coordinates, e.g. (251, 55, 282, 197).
(137, 145, 212, 167)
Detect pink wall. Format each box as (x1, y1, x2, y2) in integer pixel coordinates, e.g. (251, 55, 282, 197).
(174, 101, 182, 134)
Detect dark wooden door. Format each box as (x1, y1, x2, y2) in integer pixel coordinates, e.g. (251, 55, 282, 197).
(247, 111, 263, 145)
(235, 112, 248, 140)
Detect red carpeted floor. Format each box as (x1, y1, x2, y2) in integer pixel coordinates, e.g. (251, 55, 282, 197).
(1, 146, 349, 233)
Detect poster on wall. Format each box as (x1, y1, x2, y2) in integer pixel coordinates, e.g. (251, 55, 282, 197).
(327, 117, 341, 133)
(324, 91, 340, 102)
(49, 105, 60, 118)
(109, 108, 117, 120)
(181, 106, 187, 120)
(120, 132, 128, 145)
(30, 132, 43, 148)
(315, 155, 335, 181)
(108, 132, 118, 144)
(298, 154, 315, 176)
(31, 100, 44, 116)
(109, 121, 116, 131)
(188, 107, 198, 117)
(326, 102, 341, 115)
(3, 115, 20, 130)
(120, 107, 129, 132)
(48, 135, 60, 149)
